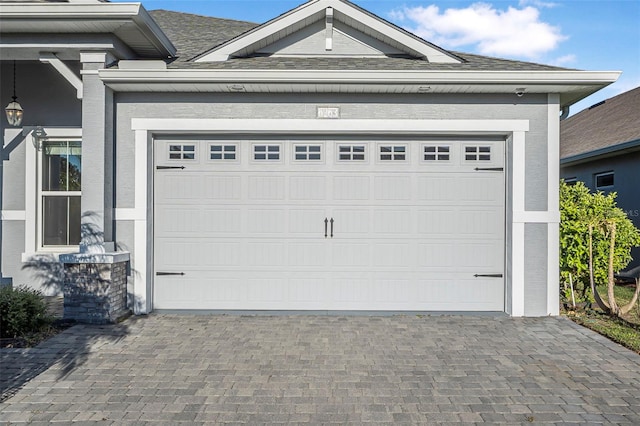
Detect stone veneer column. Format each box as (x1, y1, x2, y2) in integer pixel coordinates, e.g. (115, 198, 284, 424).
(60, 252, 130, 324)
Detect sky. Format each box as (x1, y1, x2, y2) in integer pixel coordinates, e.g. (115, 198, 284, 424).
(116, 0, 639, 115)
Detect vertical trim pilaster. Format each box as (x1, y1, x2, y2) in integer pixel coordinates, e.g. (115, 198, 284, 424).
(133, 129, 149, 314)
(547, 94, 561, 315)
(511, 130, 526, 317)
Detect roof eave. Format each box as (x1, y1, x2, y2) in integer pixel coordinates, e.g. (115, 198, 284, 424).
(98, 69, 620, 100)
(561, 138, 640, 166)
(0, 2, 176, 59)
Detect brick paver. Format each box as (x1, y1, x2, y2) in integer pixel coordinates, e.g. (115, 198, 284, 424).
(1, 314, 640, 424)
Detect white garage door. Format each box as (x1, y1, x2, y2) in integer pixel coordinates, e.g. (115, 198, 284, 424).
(153, 138, 505, 311)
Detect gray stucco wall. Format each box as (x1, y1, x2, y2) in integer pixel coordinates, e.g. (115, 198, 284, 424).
(113, 91, 551, 314)
(561, 150, 640, 271)
(1, 60, 81, 291)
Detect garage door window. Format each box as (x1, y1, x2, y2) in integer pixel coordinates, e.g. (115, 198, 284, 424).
(293, 144, 322, 161)
(169, 144, 196, 160)
(423, 145, 451, 162)
(209, 144, 237, 161)
(254, 144, 281, 161)
(338, 145, 366, 161)
(464, 145, 491, 161)
(379, 145, 407, 161)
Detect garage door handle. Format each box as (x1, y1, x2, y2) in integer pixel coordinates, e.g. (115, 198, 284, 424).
(330, 218, 334, 238)
(474, 273, 503, 278)
(324, 218, 328, 238)
(156, 272, 185, 276)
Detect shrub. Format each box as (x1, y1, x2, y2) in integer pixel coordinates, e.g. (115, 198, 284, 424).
(0, 285, 52, 339)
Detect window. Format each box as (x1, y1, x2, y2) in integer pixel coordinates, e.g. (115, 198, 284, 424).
(210, 144, 237, 161)
(423, 145, 450, 162)
(464, 145, 491, 161)
(563, 177, 578, 186)
(40, 140, 81, 247)
(379, 145, 407, 161)
(338, 145, 366, 161)
(169, 144, 196, 160)
(253, 144, 281, 161)
(294, 145, 322, 161)
(595, 172, 614, 190)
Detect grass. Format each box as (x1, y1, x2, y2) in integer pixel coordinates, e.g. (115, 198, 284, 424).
(564, 282, 640, 354)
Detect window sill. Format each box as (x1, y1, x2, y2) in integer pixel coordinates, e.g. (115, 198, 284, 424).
(21, 248, 79, 263)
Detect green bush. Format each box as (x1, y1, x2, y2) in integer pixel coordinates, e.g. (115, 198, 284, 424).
(0, 285, 52, 339)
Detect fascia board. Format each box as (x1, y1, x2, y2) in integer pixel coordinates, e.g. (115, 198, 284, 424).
(0, 2, 176, 58)
(99, 69, 621, 86)
(0, 2, 143, 18)
(194, 0, 459, 63)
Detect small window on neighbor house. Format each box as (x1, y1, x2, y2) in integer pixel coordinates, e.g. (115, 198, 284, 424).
(423, 145, 450, 162)
(464, 145, 491, 161)
(294, 145, 322, 161)
(564, 177, 578, 186)
(595, 172, 614, 190)
(338, 145, 366, 161)
(379, 145, 407, 161)
(169, 144, 196, 160)
(210, 144, 237, 161)
(254, 144, 280, 161)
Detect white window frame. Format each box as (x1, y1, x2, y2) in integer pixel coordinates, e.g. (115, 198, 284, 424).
(208, 142, 239, 162)
(21, 128, 82, 259)
(167, 142, 198, 161)
(251, 143, 283, 162)
(37, 138, 82, 251)
(336, 143, 367, 162)
(421, 144, 452, 163)
(377, 143, 408, 162)
(292, 143, 324, 162)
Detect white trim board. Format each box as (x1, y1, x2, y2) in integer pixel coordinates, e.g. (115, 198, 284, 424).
(128, 117, 558, 317)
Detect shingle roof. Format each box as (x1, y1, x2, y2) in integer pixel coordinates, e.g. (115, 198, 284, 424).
(149, 9, 570, 72)
(560, 86, 640, 159)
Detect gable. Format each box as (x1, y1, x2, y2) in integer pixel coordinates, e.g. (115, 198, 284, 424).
(255, 18, 406, 58)
(194, 0, 461, 63)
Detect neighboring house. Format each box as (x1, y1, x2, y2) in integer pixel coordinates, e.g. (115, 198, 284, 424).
(0, 0, 619, 317)
(560, 86, 640, 271)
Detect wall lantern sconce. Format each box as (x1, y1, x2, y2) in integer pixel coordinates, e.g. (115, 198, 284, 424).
(5, 61, 24, 126)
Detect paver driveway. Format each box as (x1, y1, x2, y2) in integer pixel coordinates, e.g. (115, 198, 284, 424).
(1, 314, 640, 424)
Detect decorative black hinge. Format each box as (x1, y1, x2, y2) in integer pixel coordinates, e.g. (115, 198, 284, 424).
(156, 166, 185, 170)
(474, 167, 504, 171)
(474, 273, 503, 278)
(156, 272, 185, 276)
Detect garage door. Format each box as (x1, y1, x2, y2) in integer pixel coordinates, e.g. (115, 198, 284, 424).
(153, 138, 505, 311)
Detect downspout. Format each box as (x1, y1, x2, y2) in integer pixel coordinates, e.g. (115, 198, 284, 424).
(560, 106, 570, 121)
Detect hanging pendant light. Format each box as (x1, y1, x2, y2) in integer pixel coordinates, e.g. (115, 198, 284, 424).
(5, 61, 23, 127)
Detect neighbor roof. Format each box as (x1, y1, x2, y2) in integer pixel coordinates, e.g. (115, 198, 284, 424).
(560, 86, 640, 161)
(149, 9, 569, 72)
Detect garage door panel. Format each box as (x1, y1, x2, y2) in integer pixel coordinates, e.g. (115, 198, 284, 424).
(374, 175, 411, 200)
(331, 242, 370, 267)
(204, 175, 242, 200)
(247, 209, 287, 233)
(373, 243, 413, 267)
(155, 207, 201, 234)
(288, 242, 326, 267)
(333, 176, 370, 200)
(288, 208, 327, 235)
(248, 176, 286, 200)
(373, 210, 412, 235)
(331, 209, 370, 235)
(289, 176, 327, 200)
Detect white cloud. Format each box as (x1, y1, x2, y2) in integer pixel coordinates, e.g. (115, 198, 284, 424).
(518, 0, 559, 9)
(552, 54, 577, 66)
(391, 2, 566, 60)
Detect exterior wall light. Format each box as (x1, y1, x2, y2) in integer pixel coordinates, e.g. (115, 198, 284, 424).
(5, 61, 23, 126)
